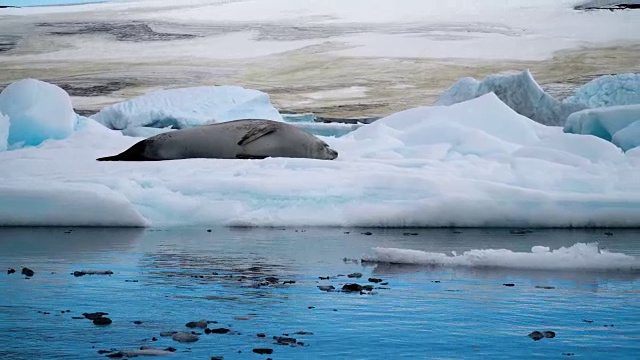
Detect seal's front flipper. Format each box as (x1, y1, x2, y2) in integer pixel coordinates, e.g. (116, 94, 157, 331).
(237, 123, 278, 146)
(236, 154, 268, 159)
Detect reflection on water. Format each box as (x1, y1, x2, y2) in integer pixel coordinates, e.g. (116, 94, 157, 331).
(0, 227, 639, 359)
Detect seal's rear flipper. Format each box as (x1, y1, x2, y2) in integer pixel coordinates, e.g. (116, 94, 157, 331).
(237, 123, 278, 146)
(236, 154, 268, 160)
(96, 140, 150, 161)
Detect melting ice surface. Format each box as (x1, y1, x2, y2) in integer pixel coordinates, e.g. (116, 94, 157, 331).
(2, 78, 640, 227)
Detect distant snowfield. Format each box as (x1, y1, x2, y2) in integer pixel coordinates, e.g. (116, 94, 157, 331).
(1, 0, 639, 117)
(2, 0, 639, 61)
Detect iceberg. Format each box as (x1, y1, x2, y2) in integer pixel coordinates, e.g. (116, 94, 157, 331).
(434, 70, 587, 126)
(2, 92, 639, 228)
(0, 111, 8, 152)
(0, 79, 76, 149)
(91, 85, 284, 131)
(612, 120, 640, 152)
(564, 73, 640, 108)
(564, 104, 640, 150)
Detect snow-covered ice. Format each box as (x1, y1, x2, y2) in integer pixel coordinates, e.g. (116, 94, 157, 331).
(564, 104, 640, 146)
(434, 70, 586, 126)
(2, 79, 640, 228)
(365, 243, 640, 271)
(564, 73, 640, 108)
(91, 86, 284, 131)
(0, 79, 76, 149)
(612, 120, 640, 152)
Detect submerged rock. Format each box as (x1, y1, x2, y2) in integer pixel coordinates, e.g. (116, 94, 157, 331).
(341, 283, 363, 292)
(185, 320, 208, 329)
(253, 348, 273, 355)
(347, 273, 362, 278)
(93, 317, 112, 326)
(208, 328, 231, 334)
(543, 331, 556, 338)
(528, 331, 545, 341)
(368, 278, 383, 283)
(171, 331, 199, 343)
(273, 336, 297, 345)
(318, 285, 335, 292)
(83, 312, 109, 320)
(7, 268, 15, 274)
(73, 270, 114, 277)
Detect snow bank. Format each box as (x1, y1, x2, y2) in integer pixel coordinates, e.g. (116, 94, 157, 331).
(91, 85, 284, 131)
(564, 104, 640, 150)
(434, 70, 586, 126)
(0, 79, 76, 149)
(364, 243, 639, 271)
(564, 73, 640, 108)
(1, 92, 639, 228)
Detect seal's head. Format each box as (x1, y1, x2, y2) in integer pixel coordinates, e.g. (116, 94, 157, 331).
(315, 140, 338, 160)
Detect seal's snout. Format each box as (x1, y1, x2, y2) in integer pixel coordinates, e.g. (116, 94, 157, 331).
(328, 148, 339, 160)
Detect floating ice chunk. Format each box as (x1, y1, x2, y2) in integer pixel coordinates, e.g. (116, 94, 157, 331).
(565, 73, 640, 108)
(564, 104, 640, 147)
(434, 70, 587, 126)
(0, 111, 8, 151)
(612, 120, 640, 151)
(91, 85, 284, 131)
(0, 183, 148, 227)
(0, 79, 76, 148)
(365, 243, 639, 271)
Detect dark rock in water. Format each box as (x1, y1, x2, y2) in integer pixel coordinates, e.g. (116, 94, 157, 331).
(380, 282, 389, 286)
(283, 280, 296, 285)
(83, 312, 109, 320)
(125, 279, 139, 282)
(604, 231, 613, 236)
(160, 331, 177, 337)
(93, 317, 112, 325)
(509, 229, 533, 235)
(343, 231, 350, 234)
(583, 319, 594, 323)
(318, 285, 335, 292)
(528, 331, 545, 341)
(543, 331, 556, 338)
(265, 276, 279, 283)
(503, 283, 515, 287)
(21, 267, 35, 277)
(207, 229, 212, 233)
(73, 270, 113, 277)
(575, 2, 640, 11)
(171, 331, 199, 343)
(273, 336, 297, 345)
(204, 328, 212, 334)
(431, 280, 440, 283)
(295, 331, 314, 335)
(72, 316, 85, 320)
(209, 328, 231, 334)
(257, 333, 266, 338)
(253, 348, 273, 355)
(563, 353, 575, 356)
(151, 337, 157, 341)
(535, 285, 555, 290)
(97, 349, 113, 354)
(361, 232, 373, 236)
(347, 272, 362, 278)
(368, 278, 383, 283)
(133, 320, 143, 325)
(7, 268, 16, 274)
(319, 276, 330, 280)
(308, 306, 315, 309)
(106, 352, 123, 358)
(604, 324, 615, 327)
(185, 320, 208, 329)
(403, 232, 419, 236)
(211, 357, 224, 360)
(342, 283, 363, 292)
(164, 347, 177, 352)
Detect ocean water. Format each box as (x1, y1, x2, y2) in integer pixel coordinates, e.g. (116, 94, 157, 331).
(1, 227, 639, 359)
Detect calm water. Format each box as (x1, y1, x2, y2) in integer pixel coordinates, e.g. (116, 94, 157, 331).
(0, 227, 639, 359)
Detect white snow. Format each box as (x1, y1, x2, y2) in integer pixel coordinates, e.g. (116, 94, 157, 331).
(433, 70, 586, 126)
(564, 104, 640, 143)
(2, 87, 640, 228)
(364, 243, 640, 271)
(0, 79, 76, 149)
(91, 85, 284, 131)
(2, 0, 639, 61)
(564, 73, 640, 108)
